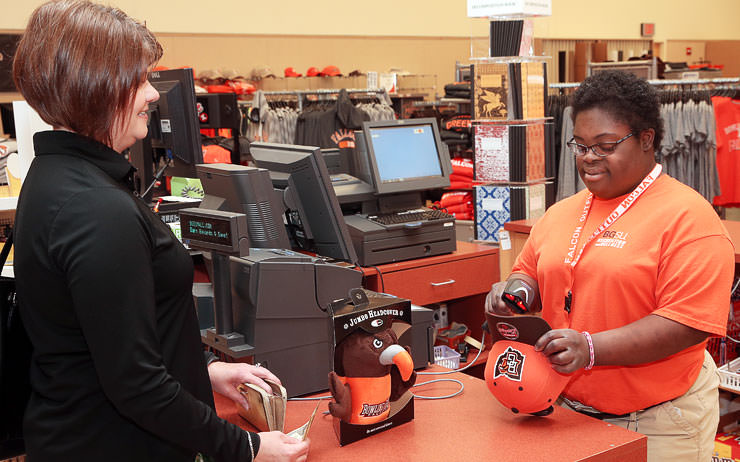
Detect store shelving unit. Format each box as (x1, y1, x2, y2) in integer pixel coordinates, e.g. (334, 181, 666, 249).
(465, 6, 553, 244)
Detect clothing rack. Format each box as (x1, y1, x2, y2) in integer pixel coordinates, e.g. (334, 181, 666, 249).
(648, 77, 740, 86)
(549, 77, 740, 90)
(238, 87, 388, 111)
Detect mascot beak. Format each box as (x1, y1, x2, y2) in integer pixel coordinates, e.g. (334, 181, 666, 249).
(379, 344, 414, 381)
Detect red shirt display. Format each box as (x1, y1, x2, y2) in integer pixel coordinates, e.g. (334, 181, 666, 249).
(712, 96, 740, 206)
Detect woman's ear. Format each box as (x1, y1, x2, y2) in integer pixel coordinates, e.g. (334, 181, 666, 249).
(640, 128, 655, 151)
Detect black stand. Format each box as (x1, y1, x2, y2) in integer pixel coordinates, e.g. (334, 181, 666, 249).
(201, 252, 253, 357)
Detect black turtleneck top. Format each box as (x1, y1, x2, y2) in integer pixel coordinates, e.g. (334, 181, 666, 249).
(14, 130, 258, 461)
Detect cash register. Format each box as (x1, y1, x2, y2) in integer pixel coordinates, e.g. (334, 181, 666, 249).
(336, 118, 458, 266)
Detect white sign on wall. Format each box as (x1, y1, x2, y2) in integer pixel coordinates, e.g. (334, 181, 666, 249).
(467, 0, 552, 18)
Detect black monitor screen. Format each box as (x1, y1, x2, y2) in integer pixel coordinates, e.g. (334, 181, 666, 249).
(250, 142, 359, 264)
(149, 69, 203, 178)
(129, 68, 204, 199)
(148, 68, 202, 178)
(362, 118, 451, 195)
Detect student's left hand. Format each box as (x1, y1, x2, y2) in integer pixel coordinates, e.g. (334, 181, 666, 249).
(534, 329, 590, 374)
(208, 361, 282, 409)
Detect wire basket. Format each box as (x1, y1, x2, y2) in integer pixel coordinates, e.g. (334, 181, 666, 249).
(433, 345, 461, 369)
(719, 357, 740, 394)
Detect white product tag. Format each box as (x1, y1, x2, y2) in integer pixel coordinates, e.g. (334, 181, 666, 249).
(160, 119, 172, 133)
(480, 137, 503, 151)
(499, 230, 512, 250)
(482, 198, 504, 211)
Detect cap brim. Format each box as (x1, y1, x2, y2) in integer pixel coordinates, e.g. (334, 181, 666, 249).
(485, 313, 552, 346)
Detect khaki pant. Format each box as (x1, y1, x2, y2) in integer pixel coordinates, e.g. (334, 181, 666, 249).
(561, 350, 719, 462)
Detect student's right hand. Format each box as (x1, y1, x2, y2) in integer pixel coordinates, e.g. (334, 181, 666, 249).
(484, 281, 514, 315)
(254, 432, 309, 462)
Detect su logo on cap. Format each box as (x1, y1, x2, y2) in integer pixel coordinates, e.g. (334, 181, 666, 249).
(493, 346, 524, 381)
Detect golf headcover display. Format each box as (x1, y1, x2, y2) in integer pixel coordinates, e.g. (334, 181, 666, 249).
(328, 328, 415, 425)
(483, 313, 571, 416)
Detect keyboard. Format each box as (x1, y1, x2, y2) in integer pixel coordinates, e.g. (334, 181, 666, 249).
(368, 208, 454, 226)
(330, 173, 360, 185)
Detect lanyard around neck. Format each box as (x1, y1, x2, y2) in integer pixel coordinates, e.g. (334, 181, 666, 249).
(564, 163, 662, 269)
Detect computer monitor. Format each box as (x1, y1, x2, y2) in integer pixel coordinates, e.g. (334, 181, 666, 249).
(361, 118, 452, 195)
(320, 148, 348, 175)
(196, 163, 291, 250)
(129, 68, 202, 199)
(148, 68, 202, 177)
(196, 92, 241, 165)
(250, 142, 359, 264)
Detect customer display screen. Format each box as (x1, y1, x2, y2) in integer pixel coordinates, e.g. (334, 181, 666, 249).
(180, 213, 234, 247)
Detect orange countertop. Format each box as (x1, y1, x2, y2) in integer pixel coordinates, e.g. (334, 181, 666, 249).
(214, 369, 646, 461)
(503, 218, 540, 235)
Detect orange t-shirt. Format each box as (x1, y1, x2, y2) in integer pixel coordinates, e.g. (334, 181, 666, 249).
(513, 173, 735, 414)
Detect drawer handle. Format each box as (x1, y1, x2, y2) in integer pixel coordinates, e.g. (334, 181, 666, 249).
(430, 279, 456, 287)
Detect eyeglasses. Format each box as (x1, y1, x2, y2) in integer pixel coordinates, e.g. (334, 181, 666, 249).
(566, 132, 635, 157)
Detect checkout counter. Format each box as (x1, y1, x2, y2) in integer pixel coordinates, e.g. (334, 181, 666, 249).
(192, 211, 650, 459)
(213, 366, 647, 460)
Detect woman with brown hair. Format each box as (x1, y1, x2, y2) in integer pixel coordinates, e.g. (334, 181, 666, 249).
(12, 1, 309, 460)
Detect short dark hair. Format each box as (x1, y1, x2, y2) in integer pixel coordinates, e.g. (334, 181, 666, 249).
(13, 0, 162, 147)
(570, 71, 663, 150)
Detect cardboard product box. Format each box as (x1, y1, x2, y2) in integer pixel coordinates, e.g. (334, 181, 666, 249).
(574, 42, 591, 83)
(592, 42, 608, 63)
(714, 432, 740, 461)
(378, 73, 398, 94)
(255, 77, 287, 92)
(455, 219, 476, 243)
(335, 75, 368, 90)
(397, 74, 438, 100)
(328, 289, 415, 446)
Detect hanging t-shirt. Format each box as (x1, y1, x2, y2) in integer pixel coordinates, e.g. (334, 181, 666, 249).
(712, 96, 740, 206)
(295, 89, 369, 149)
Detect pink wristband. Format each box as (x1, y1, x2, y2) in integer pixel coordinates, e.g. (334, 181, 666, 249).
(582, 331, 595, 370)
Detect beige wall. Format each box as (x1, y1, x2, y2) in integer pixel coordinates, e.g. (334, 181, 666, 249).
(3, 1, 740, 85)
(664, 41, 708, 64)
(154, 33, 472, 92)
(5, 0, 740, 43)
(2, 1, 484, 37)
(536, 0, 740, 43)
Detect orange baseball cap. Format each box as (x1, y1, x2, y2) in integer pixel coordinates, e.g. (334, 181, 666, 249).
(320, 65, 341, 77)
(483, 313, 572, 416)
(306, 66, 320, 77)
(284, 67, 302, 77)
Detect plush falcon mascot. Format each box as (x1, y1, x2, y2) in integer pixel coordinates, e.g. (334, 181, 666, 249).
(329, 327, 415, 425)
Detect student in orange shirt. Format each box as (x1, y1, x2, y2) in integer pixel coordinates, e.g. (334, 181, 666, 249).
(485, 70, 734, 461)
